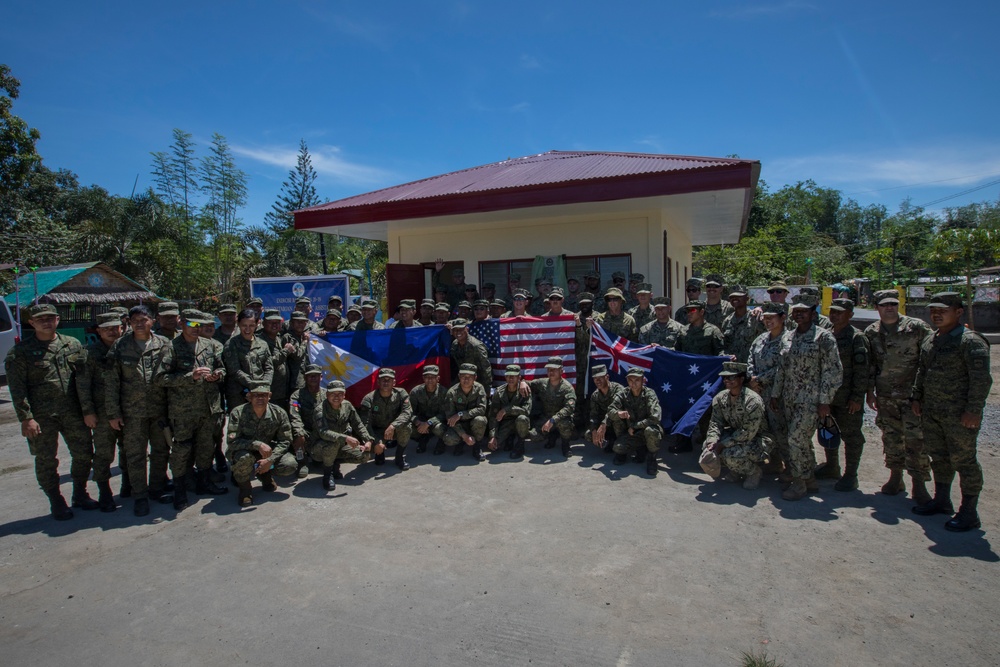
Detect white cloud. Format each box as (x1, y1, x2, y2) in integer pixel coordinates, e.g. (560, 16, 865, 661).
(519, 54, 541, 69)
(708, 1, 818, 19)
(232, 143, 392, 187)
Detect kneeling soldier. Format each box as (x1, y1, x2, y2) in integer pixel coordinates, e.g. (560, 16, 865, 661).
(289, 364, 325, 478)
(488, 365, 533, 459)
(701, 362, 772, 489)
(359, 368, 414, 470)
(609, 367, 663, 476)
(226, 385, 296, 506)
(586, 364, 625, 454)
(410, 365, 448, 454)
(527, 356, 577, 457)
(314, 381, 373, 491)
(442, 363, 489, 461)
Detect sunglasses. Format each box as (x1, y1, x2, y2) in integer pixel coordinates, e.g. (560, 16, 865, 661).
(686, 288, 700, 292)
(767, 289, 788, 295)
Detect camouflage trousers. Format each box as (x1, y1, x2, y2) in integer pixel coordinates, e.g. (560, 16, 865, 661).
(922, 409, 984, 495)
(610, 423, 663, 455)
(122, 415, 170, 499)
(874, 397, 930, 480)
(829, 404, 865, 472)
(765, 396, 789, 466)
(532, 415, 574, 442)
(411, 419, 446, 442)
(783, 402, 819, 479)
(312, 439, 372, 467)
(584, 421, 623, 448)
(374, 423, 413, 450)
(230, 449, 297, 484)
(169, 411, 218, 477)
(719, 437, 769, 476)
(27, 414, 93, 492)
(90, 418, 121, 484)
(494, 415, 531, 448)
(443, 416, 488, 446)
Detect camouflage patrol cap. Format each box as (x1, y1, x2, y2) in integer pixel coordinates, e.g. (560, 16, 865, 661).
(767, 280, 788, 292)
(699, 448, 721, 479)
(261, 308, 282, 321)
(458, 363, 477, 375)
(604, 287, 625, 300)
(434, 285, 449, 294)
(685, 300, 706, 310)
(544, 356, 564, 369)
(473, 299, 490, 308)
(636, 283, 652, 294)
(612, 271, 626, 281)
(512, 290, 530, 300)
(482, 282, 495, 290)
(464, 284, 478, 293)
(451, 318, 469, 328)
(378, 368, 395, 378)
(158, 301, 180, 316)
(829, 298, 855, 312)
(230, 451, 258, 480)
(96, 312, 121, 327)
(577, 292, 595, 303)
(420, 299, 435, 308)
(456, 300, 472, 310)
(218, 303, 237, 314)
(398, 299, 417, 310)
(762, 302, 787, 315)
(451, 268, 465, 277)
(27, 303, 57, 318)
(110, 306, 129, 317)
(490, 299, 506, 308)
(290, 311, 309, 321)
(422, 364, 440, 376)
(566, 275, 580, 284)
(704, 274, 724, 288)
(326, 380, 346, 394)
(652, 296, 671, 308)
(548, 287, 564, 299)
(247, 384, 271, 395)
(719, 361, 748, 377)
(928, 291, 964, 308)
(629, 273, 645, 283)
(728, 284, 748, 297)
(295, 296, 312, 306)
(303, 364, 323, 376)
(327, 294, 343, 303)
(874, 289, 900, 305)
(247, 297, 264, 307)
(626, 367, 645, 378)
(508, 273, 521, 282)
(685, 278, 702, 290)
(182, 308, 213, 325)
(790, 293, 819, 309)
(325, 308, 342, 319)
(591, 364, 609, 378)
(798, 286, 821, 297)
(347, 305, 362, 315)
(435, 302, 451, 312)
(505, 364, 523, 376)
(361, 299, 378, 309)
(583, 270, 601, 280)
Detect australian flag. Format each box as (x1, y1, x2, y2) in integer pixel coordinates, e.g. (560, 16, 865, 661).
(589, 322, 725, 436)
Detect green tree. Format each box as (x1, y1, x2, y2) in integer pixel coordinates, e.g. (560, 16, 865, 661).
(199, 133, 247, 298)
(928, 227, 1000, 330)
(0, 64, 42, 228)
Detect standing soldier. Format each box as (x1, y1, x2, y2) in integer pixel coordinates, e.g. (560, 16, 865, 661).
(702, 275, 735, 329)
(865, 288, 933, 503)
(155, 310, 228, 510)
(5, 304, 95, 520)
(314, 381, 374, 491)
(912, 292, 992, 532)
(585, 364, 625, 455)
(771, 296, 843, 500)
(449, 319, 492, 389)
(418, 299, 435, 326)
(284, 311, 311, 395)
(213, 304, 239, 344)
(153, 301, 181, 339)
(639, 297, 683, 347)
(442, 363, 490, 460)
(259, 309, 293, 410)
(350, 300, 385, 331)
(792, 287, 833, 330)
(488, 364, 533, 459)
(573, 293, 596, 428)
(77, 312, 124, 511)
(627, 284, 654, 330)
(288, 364, 325, 478)
(358, 368, 414, 471)
(722, 284, 755, 364)
(592, 288, 638, 341)
(563, 276, 582, 313)
(502, 273, 523, 313)
(106, 304, 171, 516)
(388, 299, 422, 329)
(225, 385, 297, 506)
(675, 278, 703, 325)
(820, 298, 871, 492)
(701, 362, 771, 489)
(526, 357, 577, 457)
(674, 300, 726, 357)
(583, 272, 606, 314)
(608, 367, 663, 476)
(223, 308, 274, 413)
(410, 365, 449, 454)
(748, 303, 790, 477)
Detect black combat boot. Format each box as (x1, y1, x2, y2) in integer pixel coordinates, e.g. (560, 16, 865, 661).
(195, 469, 228, 496)
(237, 481, 253, 506)
(97, 480, 117, 512)
(257, 471, 277, 492)
(433, 440, 447, 455)
(395, 448, 410, 470)
(214, 448, 229, 473)
(46, 489, 74, 521)
(560, 438, 571, 457)
(646, 451, 658, 477)
(544, 431, 558, 449)
(134, 497, 150, 517)
(374, 450, 386, 465)
(332, 462, 344, 480)
(322, 466, 335, 491)
(814, 447, 841, 479)
(173, 476, 189, 511)
(453, 443, 465, 457)
(510, 437, 525, 459)
(632, 448, 647, 464)
(117, 449, 131, 497)
(613, 452, 627, 465)
(944, 495, 981, 532)
(913, 482, 954, 516)
(502, 437, 514, 452)
(71, 480, 100, 510)
(668, 436, 693, 453)
(472, 441, 486, 462)
(415, 435, 431, 454)
(602, 441, 614, 454)
(149, 487, 174, 505)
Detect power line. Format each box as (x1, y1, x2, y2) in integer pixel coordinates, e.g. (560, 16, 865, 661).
(915, 179, 1000, 209)
(844, 171, 1000, 196)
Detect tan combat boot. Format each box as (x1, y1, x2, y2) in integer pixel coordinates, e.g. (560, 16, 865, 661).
(881, 469, 904, 495)
(782, 477, 807, 501)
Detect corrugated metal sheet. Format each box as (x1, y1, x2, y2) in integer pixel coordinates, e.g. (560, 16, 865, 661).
(3, 262, 157, 306)
(299, 151, 750, 213)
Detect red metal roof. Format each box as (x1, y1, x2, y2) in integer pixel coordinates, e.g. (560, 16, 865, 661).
(295, 150, 759, 230)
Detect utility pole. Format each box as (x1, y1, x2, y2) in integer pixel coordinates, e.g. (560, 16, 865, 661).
(317, 233, 329, 275)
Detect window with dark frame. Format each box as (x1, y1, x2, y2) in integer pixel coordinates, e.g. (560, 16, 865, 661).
(480, 254, 632, 300)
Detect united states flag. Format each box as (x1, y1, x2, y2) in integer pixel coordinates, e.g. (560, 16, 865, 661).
(468, 315, 577, 386)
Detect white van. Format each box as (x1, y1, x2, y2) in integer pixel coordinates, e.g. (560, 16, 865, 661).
(0, 300, 18, 383)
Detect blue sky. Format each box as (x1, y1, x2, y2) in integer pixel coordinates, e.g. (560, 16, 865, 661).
(4, 1, 999, 227)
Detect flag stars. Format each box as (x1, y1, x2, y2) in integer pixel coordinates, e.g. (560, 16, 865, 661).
(688, 364, 700, 375)
(701, 381, 712, 392)
(661, 382, 671, 394)
(688, 397, 696, 404)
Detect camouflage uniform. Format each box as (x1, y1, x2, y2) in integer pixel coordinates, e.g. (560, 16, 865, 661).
(222, 334, 274, 412)
(106, 332, 171, 499)
(289, 386, 323, 453)
(443, 382, 490, 445)
(225, 402, 297, 483)
(359, 387, 414, 447)
(5, 333, 93, 493)
(639, 318, 684, 347)
(748, 330, 790, 468)
(284, 330, 310, 393)
(212, 327, 237, 346)
(704, 386, 772, 476)
(409, 383, 449, 441)
(528, 377, 577, 441)
(627, 305, 654, 331)
(450, 334, 493, 388)
(76, 338, 119, 484)
(350, 319, 385, 331)
(259, 331, 293, 409)
(313, 399, 372, 467)
(608, 385, 663, 454)
(675, 322, 726, 356)
(865, 315, 932, 479)
(488, 385, 533, 447)
(155, 335, 226, 477)
(594, 311, 638, 341)
(585, 381, 625, 445)
(772, 323, 843, 479)
(722, 312, 756, 364)
(828, 324, 870, 479)
(912, 326, 992, 497)
(704, 300, 734, 330)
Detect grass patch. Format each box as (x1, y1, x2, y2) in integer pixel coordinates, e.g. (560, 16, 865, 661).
(740, 650, 784, 667)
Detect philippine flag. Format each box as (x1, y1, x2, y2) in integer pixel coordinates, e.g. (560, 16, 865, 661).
(309, 325, 452, 405)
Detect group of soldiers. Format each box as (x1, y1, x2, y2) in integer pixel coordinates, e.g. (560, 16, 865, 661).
(5, 270, 992, 533)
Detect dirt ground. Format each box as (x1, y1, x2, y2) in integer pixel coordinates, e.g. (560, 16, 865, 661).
(0, 352, 998, 666)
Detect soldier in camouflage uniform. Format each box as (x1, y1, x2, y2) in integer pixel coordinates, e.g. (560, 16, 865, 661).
(226, 385, 296, 506)
(223, 308, 274, 413)
(5, 304, 95, 520)
(449, 319, 493, 388)
(389, 299, 423, 329)
(865, 288, 933, 502)
(911, 292, 992, 532)
(819, 298, 871, 492)
(258, 309, 294, 410)
(284, 311, 311, 395)
(106, 304, 171, 516)
(585, 364, 624, 454)
(527, 357, 577, 457)
(609, 367, 663, 476)
(345, 304, 363, 328)
(771, 297, 843, 500)
(320, 308, 348, 334)
(77, 312, 124, 511)
(674, 301, 726, 356)
(418, 299, 435, 326)
(204, 311, 232, 474)
(433, 261, 467, 309)
(289, 297, 322, 335)
(443, 363, 490, 460)
(155, 310, 228, 510)
(502, 273, 522, 312)
(627, 283, 654, 330)
(748, 303, 790, 477)
(703, 275, 735, 329)
(528, 279, 553, 316)
(410, 365, 449, 454)
(504, 290, 530, 317)
(489, 299, 506, 319)
(789, 288, 833, 331)
(350, 299, 385, 331)
(487, 364, 533, 458)
(639, 297, 683, 347)
(563, 276, 582, 313)
(675, 278, 703, 325)
(213, 303, 239, 345)
(573, 293, 596, 427)
(702, 362, 772, 489)
(289, 364, 324, 478)
(313, 381, 374, 491)
(592, 288, 638, 341)
(359, 368, 414, 470)
(624, 273, 645, 310)
(152, 301, 180, 339)
(583, 271, 606, 314)
(721, 285, 755, 364)
(542, 288, 572, 316)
